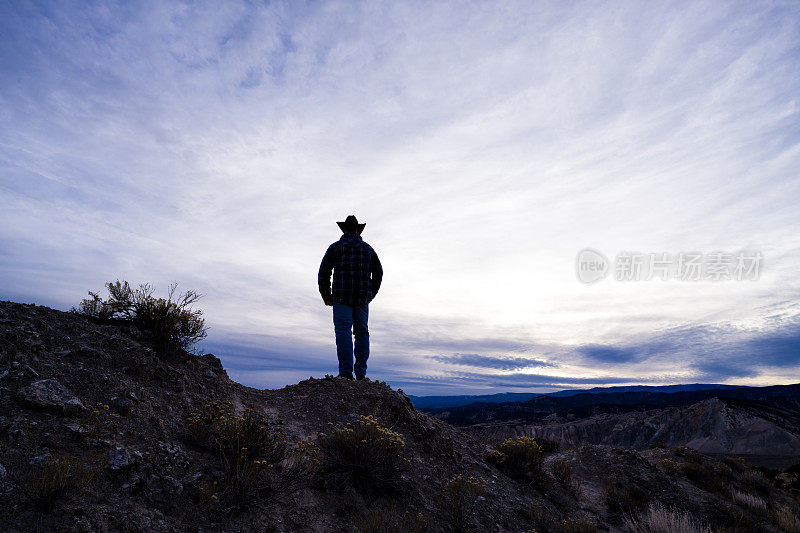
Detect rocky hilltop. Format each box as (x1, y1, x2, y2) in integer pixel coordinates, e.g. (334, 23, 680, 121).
(1, 300, 799, 532)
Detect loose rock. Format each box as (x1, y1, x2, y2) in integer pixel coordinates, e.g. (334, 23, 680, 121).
(17, 379, 85, 414)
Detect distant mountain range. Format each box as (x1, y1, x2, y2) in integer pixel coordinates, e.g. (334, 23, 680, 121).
(409, 391, 541, 409)
(420, 382, 800, 467)
(409, 383, 746, 409)
(421, 382, 800, 425)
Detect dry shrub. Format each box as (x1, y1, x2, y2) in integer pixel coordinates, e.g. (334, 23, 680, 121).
(527, 502, 556, 531)
(673, 446, 704, 464)
(439, 474, 485, 532)
(604, 482, 649, 517)
(731, 489, 767, 514)
(774, 504, 800, 533)
(25, 453, 104, 511)
(678, 461, 725, 493)
(189, 402, 286, 467)
(189, 402, 285, 464)
(317, 415, 408, 493)
(83, 402, 116, 439)
(531, 436, 561, 452)
(551, 458, 582, 496)
(624, 503, 711, 533)
(487, 436, 544, 480)
(74, 291, 115, 321)
(559, 516, 598, 533)
(723, 456, 746, 474)
(783, 461, 800, 495)
(742, 468, 773, 496)
(658, 458, 680, 475)
(526, 506, 595, 532)
(187, 402, 288, 510)
(714, 460, 734, 481)
(197, 480, 221, 510)
(353, 501, 430, 533)
(74, 280, 207, 357)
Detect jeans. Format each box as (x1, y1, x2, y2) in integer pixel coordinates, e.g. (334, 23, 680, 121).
(333, 301, 369, 377)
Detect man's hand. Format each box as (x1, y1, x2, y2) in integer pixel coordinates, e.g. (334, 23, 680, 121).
(323, 297, 333, 306)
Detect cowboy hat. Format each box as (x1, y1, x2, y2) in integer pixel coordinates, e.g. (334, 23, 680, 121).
(337, 215, 366, 233)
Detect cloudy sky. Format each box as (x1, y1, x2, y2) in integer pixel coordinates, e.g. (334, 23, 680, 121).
(1, 1, 799, 395)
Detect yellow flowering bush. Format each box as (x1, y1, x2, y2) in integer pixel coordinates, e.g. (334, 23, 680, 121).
(83, 402, 116, 438)
(487, 436, 545, 479)
(187, 401, 288, 509)
(440, 474, 486, 532)
(187, 401, 286, 467)
(317, 415, 408, 492)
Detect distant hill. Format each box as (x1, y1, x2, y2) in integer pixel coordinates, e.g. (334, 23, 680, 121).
(470, 397, 800, 468)
(424, 382, 800, 468)
(423, 383, 800, 425)
(409, 392, 541, 409)
(543, 383, 747, 397)
(410, 383, 747, 408)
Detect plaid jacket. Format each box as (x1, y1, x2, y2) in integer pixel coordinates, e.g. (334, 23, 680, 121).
(318, 233, 383, 307)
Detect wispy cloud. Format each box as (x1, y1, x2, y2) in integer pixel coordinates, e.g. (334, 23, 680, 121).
(1, 1, 799, 394)
(430, 353, 555, 371)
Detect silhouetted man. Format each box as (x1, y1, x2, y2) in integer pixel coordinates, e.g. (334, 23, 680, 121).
(318, 215, 383, 380)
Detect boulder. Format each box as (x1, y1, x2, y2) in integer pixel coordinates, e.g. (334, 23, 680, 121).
(17, 379, 85, 414)
(109, 447, 132, 470)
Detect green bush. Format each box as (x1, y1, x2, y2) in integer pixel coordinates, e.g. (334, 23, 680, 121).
(317, 415, 408, 493)
(74, 280, 207, 356)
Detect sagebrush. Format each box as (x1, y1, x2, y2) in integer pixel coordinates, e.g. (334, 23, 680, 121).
(353, 501, 430, 533)
(487, 436, 545, 480)
(187, 402, 296, 511)
(439, 474, 486, 532)
(74, 280, 207, 356)
(317, 414, 408, 492)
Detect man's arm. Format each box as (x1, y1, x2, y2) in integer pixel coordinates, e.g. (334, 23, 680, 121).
(370, 249, 383, 298)
(318, 244, 337, 305)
